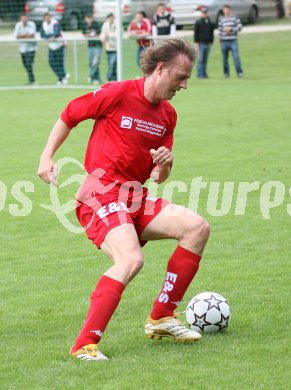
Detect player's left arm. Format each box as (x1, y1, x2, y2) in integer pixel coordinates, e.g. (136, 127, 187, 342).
(149, 147, 173, 184)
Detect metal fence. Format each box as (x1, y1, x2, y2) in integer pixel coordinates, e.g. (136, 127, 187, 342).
(0, 35, 142, 87)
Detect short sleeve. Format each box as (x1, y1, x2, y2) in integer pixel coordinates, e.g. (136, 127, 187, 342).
(60, 84, 119, 129)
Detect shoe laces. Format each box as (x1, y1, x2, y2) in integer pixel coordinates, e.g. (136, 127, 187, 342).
(164, 314, 194, 336)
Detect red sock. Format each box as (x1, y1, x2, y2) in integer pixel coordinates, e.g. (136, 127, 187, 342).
(150, 246, 201, 320)
(72, 275, 125, 352)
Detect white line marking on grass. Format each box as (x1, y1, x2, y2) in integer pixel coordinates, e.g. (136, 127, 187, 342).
(0, 85, 95, 91)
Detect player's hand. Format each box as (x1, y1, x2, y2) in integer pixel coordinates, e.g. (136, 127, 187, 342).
(37, 156, 58, 187)
(150, 147, 173, 167)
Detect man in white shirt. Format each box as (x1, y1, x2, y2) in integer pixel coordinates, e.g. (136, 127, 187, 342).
(101, 13, 117, 81)
(41, 13, 69, 85)
(14, 14, 37, 85)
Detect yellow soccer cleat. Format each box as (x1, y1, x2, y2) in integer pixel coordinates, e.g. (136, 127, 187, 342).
(145, 315, 202, 343)
(70, 344, 109, 361)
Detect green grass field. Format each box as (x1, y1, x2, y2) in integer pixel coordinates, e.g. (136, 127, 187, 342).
(1, 31, 291, 389)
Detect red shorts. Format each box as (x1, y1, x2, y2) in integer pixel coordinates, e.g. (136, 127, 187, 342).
(76, 187, 169, 249)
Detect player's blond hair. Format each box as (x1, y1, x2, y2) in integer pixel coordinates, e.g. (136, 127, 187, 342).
(140, 37, 196, 75)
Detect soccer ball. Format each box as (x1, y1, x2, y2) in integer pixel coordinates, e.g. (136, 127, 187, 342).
(185, 292, 231, 334)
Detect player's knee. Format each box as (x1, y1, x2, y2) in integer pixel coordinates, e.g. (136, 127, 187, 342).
(187, 215, 210, 244)
(126, 252, 144, 277)
(198, 218, 211, 242)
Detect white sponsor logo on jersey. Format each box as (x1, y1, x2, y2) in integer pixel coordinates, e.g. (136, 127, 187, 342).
(121, 116, 133, 129)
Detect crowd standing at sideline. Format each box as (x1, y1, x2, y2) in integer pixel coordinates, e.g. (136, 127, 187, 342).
(12, 5, 246, 85)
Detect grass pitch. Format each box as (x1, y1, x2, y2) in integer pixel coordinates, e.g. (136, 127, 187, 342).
(0, 31, 291, 389)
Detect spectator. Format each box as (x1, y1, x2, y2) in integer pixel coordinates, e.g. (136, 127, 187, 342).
(194, 6, 215, 79)
(152, 3, 176, 37)
(82, 14, 102, 85)
(101, 13, 117, 81)
(128, 11, 151, 66)
(140, 11, 152, 33)
(40, 13, 69, 85)
(218, 5, 243, 78)
(14, 14, 37, 85)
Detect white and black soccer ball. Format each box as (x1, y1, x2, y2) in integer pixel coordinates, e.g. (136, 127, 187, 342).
(186, 292, 231, 334)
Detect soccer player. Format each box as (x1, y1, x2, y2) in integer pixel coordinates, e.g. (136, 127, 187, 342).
(37, 38, 210, 361)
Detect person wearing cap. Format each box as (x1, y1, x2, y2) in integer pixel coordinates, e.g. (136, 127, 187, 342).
(100, 13, 117, 81)
(194, 6, 215, 79)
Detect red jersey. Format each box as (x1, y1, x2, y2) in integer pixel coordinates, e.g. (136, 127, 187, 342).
(61, 78, 177, 189)
(128, 19, 151, 47)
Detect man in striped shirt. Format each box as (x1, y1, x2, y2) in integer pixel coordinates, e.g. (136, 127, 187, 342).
(218, 5, 243, 78)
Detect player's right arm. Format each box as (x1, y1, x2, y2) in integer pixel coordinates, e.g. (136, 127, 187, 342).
(38, 86, 121, 185)
(37, 118, 70, 186)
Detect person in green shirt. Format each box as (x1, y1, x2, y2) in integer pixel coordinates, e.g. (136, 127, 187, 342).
(82, 14, 102, 85)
